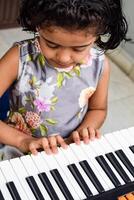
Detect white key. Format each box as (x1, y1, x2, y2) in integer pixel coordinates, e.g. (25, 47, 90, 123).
(105, 133, 134, 181)
(98, 136, 125, 185)
(121, 128, 134, 146)
(0, 160, 29, 200)
(10, 157, 36, 200)
(89, 140, 115, 189)
(61, 146, 97, 196)
(81, 142, 110, 191)
(69, 143, 99, 195)
(40, 151, 78, 200)
(0, 169, 13, 200)
(54, 148, 86, 199)
(20, 155, 51, 200)
(112, 130, 134, 165)
(70, 142, 109, 191)
(31, 153, 66, 200)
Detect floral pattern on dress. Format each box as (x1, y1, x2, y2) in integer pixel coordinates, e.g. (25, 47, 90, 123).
(7, 38, 104, 138)
(77, 87, 96, 118)
(9, 61, 58, 136)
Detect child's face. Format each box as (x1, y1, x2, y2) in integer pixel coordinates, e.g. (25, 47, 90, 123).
(38, 26, 97, 68)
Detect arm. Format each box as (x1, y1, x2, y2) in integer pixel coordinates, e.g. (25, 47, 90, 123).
(0, 46, 31, 150)
(66, 56, 110, 144)
(0, 48, 67, 154)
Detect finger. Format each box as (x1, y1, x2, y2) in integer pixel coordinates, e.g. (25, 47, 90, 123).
(56, 135, 68, 149)
(96, 129, 101, 138)
(72, 131, 81, 145)
(80, 128, 89, 144)
(29, 143, 38, 155)
(88, 127, 96, 140)
(41, 137, 52, 154)
(48, 136, 58, 154)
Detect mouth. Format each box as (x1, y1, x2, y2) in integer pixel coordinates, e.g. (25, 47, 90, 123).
(55, 62, 74, 68)
(46, 59, 74, 68)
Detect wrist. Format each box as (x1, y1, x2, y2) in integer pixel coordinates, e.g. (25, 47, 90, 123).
(16, 131, 32, 149)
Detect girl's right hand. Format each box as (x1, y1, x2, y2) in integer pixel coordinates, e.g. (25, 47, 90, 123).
(19, 134, 68, 155)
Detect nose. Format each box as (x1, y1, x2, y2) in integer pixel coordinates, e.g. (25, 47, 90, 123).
(56, 49, 72, 64)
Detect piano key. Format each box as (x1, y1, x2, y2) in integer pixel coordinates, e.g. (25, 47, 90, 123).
(10, 157, 37, 200)
(0, 160, 29, 200)
(105, 133, 134, 181)
(50, 169, 74, 200)
(98, 136, 133, 184)
(97, 136, 127, 185)
(81, 142, 111, 191)
(120, 128, 134, 147)
(130, 146, 134, 153)
(6, 181, 21, 200)
(38, 172, 59, 200)
(79, 160, 105, 192)
(68, 163, 93, 197)
(69, 143, 105, 193)
(61, 146, 98, 196)
(0, 169, 13, 200)
(106, 152, 131, 183)
(31, 153, 65, 200)
(40, 151, 78, 200)
(54, 148, 86, 199)
(96, 155, 122, 187)
(26, 176, 45, 200)
(0, 190, 5, 200)
(20, 155, 51, 200)
(90, 139, 124, 188)
(112, 130, 134, 166)
(115, 150, 134, 177)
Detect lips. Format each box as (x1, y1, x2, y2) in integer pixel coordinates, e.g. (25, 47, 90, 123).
(55, 62, 73, 68)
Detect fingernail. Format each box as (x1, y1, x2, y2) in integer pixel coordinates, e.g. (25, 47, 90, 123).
(85, 139, 89, 144)
(46, 149, 52, 155)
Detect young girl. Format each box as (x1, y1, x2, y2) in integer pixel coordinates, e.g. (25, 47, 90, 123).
(0, 0, 129, 159)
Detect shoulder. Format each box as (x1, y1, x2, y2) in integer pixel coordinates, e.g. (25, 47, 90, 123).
(14, 38, 39, 57)
(0, 45, 19, 96)
(90, 48, 105, 61)
(0, 45, 19, 75)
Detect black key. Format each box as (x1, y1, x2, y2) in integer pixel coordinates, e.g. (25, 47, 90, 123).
(38, 172, 59, 200)
(6, 181, 22, 200)
(106, 152, 131, 183)
(26, 176, 45, 200)
(80, 160, 105, 193)
(115, 150, 134, 177)
(129, 145, 134, 153)
(0, 190, 5, 200)
(96, 155, 121, 187)
(68, 163, 93, 197)
(50, 169, 74, 200)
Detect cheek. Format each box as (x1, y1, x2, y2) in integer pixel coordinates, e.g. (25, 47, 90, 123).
(76, 49, 90, 61)
(42, 47, 55, 59)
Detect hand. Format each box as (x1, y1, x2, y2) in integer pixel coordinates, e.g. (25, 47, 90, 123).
(19, 134, 68, 155)
(67, 127, 101, 145)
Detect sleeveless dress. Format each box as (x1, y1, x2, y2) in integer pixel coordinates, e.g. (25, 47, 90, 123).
(9, 37, 105, 137)
(0, 37, 105, 160)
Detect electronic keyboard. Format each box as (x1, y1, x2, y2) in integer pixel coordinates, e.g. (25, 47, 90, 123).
(0, 127, 134, 200)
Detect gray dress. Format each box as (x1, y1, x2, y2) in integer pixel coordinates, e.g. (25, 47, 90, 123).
(0, 37, 105, 160)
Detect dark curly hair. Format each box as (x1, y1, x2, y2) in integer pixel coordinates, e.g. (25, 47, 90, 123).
(18, 0, 130, 50)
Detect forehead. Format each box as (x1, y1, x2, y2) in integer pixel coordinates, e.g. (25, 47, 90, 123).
(39, 26, 96, 46)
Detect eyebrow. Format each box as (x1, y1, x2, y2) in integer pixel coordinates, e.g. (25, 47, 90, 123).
(42, 36, 92, 48)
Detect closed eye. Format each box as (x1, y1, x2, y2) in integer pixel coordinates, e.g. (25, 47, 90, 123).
(73, 47, 87, 52)
(46, 43, 59, 49)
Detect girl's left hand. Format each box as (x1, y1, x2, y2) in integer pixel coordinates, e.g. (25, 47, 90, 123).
(65, 127, 101, 145)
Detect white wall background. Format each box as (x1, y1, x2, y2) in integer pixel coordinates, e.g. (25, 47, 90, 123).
(123, 0, 134, 57)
